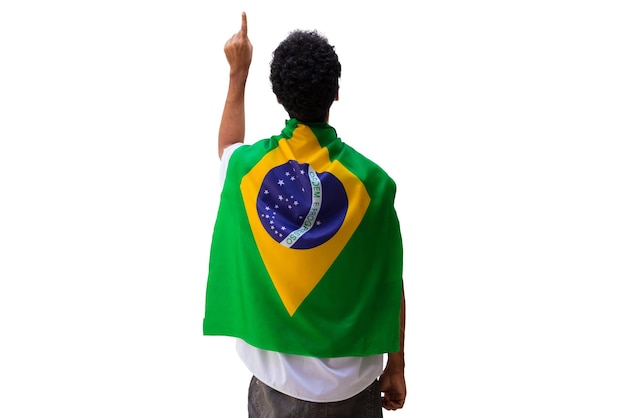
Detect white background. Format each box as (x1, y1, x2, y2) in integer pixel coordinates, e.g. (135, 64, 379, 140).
(1, 1, 625, 417)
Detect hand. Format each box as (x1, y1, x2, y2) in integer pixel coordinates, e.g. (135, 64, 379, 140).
(379, 358, 406, 410)
(224, 12, 253, 77)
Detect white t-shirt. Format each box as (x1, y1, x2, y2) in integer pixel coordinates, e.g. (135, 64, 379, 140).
(219, 143, 384, 402)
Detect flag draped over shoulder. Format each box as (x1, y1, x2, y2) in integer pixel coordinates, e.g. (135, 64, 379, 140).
(203, 118, 403, 358)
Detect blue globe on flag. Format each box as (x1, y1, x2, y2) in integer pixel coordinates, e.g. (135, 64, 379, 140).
(256, 160, 348, 249)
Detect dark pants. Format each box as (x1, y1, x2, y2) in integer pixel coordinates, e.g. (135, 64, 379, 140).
(248, 375, 383, 418)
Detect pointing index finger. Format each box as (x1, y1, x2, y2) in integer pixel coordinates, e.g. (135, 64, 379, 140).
(241, 11, 247, 37)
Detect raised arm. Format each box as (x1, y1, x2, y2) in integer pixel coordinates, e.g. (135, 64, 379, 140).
(218, 12, 253, 159)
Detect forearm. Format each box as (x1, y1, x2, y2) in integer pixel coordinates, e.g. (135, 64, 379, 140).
(380, 284, 407, 410)
(218, 73, 247, 158)
(218, 12, 252, 159)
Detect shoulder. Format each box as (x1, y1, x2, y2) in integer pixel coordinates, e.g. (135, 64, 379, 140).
(337, 142, 397, 190)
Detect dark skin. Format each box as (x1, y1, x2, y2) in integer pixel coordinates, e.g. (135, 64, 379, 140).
(218, 12, 407, 411)
(380, 284, 407, 410)
(218, 12, 252, 158)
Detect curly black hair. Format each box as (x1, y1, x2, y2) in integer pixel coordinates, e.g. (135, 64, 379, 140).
(270, 30, 341, 123)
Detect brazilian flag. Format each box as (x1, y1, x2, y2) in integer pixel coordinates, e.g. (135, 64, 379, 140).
(203, 118, 403, 357)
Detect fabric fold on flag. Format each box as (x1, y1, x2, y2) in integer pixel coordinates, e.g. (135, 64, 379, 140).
(203, 118, 403, 358)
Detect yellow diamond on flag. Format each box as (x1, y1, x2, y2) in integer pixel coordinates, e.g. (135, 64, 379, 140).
(240, 125, 370, 316)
